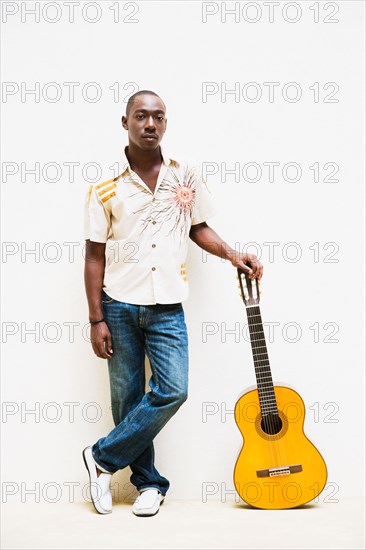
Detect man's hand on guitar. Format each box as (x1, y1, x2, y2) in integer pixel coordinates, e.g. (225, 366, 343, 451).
(228, 252, 263, 280)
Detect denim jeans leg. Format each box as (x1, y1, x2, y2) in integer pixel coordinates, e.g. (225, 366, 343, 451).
(91, 299, 189, 497)
(106, 303, 170, 493)
(130, 303, 189, 493)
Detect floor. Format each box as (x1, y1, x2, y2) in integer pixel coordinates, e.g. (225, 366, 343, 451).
(2, 497, 364, 549)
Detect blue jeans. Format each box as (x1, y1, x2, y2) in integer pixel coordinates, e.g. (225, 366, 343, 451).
(91, 290, 189, 497)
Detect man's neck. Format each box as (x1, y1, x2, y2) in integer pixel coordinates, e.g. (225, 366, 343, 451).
(126, 143, 162, 172)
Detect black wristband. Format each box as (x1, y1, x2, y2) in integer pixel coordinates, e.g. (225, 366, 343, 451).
(89, 318, 105, 325)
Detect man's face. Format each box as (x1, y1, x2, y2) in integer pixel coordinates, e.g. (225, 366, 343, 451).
(122, 95, 167, 150)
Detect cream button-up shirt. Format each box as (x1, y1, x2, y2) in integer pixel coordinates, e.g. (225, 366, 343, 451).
(83, 145, 217, 305)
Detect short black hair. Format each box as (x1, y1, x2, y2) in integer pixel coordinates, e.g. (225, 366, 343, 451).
(125, 90, 166, 116)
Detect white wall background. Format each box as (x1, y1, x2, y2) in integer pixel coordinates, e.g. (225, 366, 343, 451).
(1, 1, 364, 505)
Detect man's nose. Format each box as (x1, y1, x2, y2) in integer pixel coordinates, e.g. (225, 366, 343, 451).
(145, 116, 155, 129)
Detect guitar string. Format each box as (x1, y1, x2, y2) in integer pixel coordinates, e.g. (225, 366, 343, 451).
(241, 274, 278, 471)
(247, 304, 287, 476)
(240, 271, 288, 488)
(256, 303, 287, 475)
(252, 305, 286, 472)
(249, 306, 283, 474)
(247, 306, 278, 473)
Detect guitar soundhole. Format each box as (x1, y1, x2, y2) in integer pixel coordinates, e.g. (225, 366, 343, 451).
(260, 414, 283, 435)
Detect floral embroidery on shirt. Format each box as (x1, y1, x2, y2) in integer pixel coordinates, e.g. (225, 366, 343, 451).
(175, 184, 195, 211)
(134, 166, 197, 242)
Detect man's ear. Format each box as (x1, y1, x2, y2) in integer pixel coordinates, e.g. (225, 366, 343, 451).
(164, 118, 167, 133)
(122, 115, 128, 130)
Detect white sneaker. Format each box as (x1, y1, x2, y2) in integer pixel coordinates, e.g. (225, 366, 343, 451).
(132, 488, 165, 517)
(82, 445, 113, 514)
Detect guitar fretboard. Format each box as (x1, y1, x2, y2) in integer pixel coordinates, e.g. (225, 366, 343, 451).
(246, 305, 278, 416)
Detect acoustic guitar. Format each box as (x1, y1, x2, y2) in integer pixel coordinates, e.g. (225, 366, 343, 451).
(233, 267, 327, 509)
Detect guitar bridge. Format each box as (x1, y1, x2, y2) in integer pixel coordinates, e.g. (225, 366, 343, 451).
(269, 467, 290, 477)
(256, 464, 302, 478)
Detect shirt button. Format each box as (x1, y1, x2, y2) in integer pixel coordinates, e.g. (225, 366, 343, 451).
(152, 220, 156, 225)
(152, 267, 156, 271)
(152, 243, 156, 248)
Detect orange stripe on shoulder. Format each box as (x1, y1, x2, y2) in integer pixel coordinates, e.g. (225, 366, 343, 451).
(95, 178, 115, 190)
(95, 171, 125, 192)
(101, 191, 116, 203)
(98, 183, 117, 197)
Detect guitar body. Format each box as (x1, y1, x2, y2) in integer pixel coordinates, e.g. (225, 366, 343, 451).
(233, 385, 328, 509)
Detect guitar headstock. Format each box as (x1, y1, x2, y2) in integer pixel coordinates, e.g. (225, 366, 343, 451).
(237, 266, 261, 307)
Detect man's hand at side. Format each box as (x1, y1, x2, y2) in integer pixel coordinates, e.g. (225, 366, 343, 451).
(90, 322, 114, 359)
(84, 239, 114, 360)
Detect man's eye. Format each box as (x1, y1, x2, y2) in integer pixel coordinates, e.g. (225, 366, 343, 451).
(136, 114, 145, 119)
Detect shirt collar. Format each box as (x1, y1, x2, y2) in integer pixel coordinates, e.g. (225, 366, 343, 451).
(120, 144, 178, 178)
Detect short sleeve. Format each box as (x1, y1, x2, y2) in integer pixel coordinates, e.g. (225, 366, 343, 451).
(83, 184, 111, 243)
(191, 166, 218, 226)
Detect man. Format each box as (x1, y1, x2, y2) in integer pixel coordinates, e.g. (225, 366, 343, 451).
(82, 90, 263, 517)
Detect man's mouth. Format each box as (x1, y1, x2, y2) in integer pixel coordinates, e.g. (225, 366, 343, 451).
(142, 135, 158, 140)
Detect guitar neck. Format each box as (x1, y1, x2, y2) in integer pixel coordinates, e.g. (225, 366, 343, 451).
(246, 305, 278, 416)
